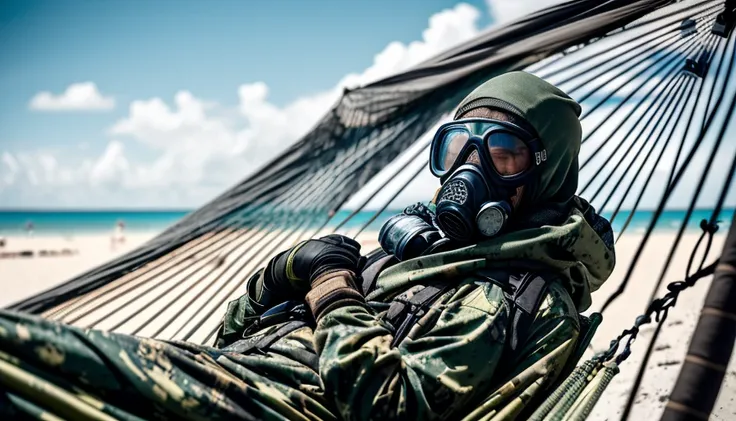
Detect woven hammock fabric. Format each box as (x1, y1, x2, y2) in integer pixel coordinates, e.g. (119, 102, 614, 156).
(6, 0, 736, 358)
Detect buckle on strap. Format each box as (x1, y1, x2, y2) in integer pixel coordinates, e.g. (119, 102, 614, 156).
(385, 284, 450, 348)
(243, 300, 308, 337)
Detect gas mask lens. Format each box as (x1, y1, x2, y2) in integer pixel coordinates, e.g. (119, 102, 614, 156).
(488, 132, 531, 177)
(438, 129, 469, 171)
(431, 120, 535, 181)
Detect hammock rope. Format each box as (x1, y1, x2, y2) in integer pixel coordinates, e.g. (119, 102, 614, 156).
(4, 2, 736, 419)
(531, 220, 721, 421)
(599, 14, 736, 312)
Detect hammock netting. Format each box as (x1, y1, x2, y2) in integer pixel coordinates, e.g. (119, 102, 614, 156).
(4, 0, 736, 418)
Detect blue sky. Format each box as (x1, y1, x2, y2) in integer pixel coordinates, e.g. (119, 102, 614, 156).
(3, 0, 536, 209)
(1, 0, 733, 211)
(1, 0, 489, 152)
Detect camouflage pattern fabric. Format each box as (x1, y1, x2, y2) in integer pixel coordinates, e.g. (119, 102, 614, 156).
(0, 200, 611, 421)
(314, 276, 579, 421)
(0, 277, 580, 421)
(0, 309, 335, 421)
(310, 184, 613, 419)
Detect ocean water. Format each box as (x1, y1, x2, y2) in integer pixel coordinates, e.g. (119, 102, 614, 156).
(0, 208, 732, 237)
(0, 210, 189, 236)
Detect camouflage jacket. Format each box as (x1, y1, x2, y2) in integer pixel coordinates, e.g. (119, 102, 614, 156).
(213, 201, 613, 421)
(214, 256, 581, 421)
(0, 263, 578, 421)
(314, 275, 579, 421)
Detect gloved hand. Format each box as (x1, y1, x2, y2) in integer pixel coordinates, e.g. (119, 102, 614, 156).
(263, 234, 363, 300)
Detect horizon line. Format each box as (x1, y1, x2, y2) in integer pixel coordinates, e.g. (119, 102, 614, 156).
(0, 207, 734, 213)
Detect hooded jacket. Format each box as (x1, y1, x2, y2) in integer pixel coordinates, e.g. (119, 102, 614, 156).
(314, 72, 616, 421)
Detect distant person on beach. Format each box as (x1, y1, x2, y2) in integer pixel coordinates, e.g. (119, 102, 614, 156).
(25, 221, 34, 237)
(110, 220, 126, 250)
(0, 73, 616, 420)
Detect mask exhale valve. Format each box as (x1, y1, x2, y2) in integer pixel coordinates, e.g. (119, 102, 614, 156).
(476, 201, 512, 237)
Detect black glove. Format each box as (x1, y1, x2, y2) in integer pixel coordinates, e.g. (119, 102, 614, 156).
(264, 234, 363, 299)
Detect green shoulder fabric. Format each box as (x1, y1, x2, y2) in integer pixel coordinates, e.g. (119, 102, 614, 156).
(368, 199, 615, 312)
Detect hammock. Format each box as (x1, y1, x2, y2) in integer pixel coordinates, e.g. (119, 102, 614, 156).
(4, 0, 736, 420)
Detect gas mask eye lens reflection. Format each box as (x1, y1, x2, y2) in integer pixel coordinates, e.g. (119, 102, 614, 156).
(487, 132, 531, 177)
(440, 129, 469, 171)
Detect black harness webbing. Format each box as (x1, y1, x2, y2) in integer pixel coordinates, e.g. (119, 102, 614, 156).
(378, 265, 553, 351)
(384, 284, 453, 348)
(360, 248, 398, 295)
(223, 320, 308, 354)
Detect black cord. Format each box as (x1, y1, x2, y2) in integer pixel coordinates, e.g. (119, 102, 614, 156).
(580, 73, 687, 198)
(606, 76, 696, 228)
(600, 32, 736, 313)
(593, 75, 692, 208)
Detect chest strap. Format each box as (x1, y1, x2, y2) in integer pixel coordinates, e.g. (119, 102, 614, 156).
(383, 269, 552, 351)
(384, 284, 454, 348)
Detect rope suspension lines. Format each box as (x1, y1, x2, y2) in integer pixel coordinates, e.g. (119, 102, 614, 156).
(4, 5, 735, 419)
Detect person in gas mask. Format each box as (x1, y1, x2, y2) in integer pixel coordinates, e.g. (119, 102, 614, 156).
(0, 71, 614, 421)
(216, 71, 616, 420)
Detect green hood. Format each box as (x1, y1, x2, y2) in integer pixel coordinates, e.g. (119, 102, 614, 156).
(370, 72, 614, 311)
(454, 71, 583, 209)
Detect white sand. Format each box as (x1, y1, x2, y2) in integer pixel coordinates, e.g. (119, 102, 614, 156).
(0, 229, 734, 419)
(585, 232, 735, 421)
(0, 232, 156, 308)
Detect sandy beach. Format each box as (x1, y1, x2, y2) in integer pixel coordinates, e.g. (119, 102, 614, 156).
(0, 232, 156, 308)
(0, 229, 734, 419)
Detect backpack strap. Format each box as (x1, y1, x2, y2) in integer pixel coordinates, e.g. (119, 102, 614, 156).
(359, 248, 398, 295)
(507, 273, 549, 353)
(475, 269, 551, 354)
(385, 284, 454, 348)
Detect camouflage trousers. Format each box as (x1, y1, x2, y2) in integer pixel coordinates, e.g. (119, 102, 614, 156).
(0, 310, 335, 421)
(0, 280, 580, 421)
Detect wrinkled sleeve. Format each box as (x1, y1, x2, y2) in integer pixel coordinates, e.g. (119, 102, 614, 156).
(216, 269, 270, 347)
(313, 284, 509, 421)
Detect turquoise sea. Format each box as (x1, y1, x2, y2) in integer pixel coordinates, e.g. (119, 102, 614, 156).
(0, 208, 732, 237)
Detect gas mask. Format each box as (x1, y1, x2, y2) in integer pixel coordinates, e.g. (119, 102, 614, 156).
(378, 118, 546, 260)
(429, 118, 546, 243)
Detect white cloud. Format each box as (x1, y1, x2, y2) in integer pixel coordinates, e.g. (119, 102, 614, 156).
(29, 82, 115, 111)
(1, 152, 20, 187)
(485, 0, 566, 24)
(7, 2, 481, 208)
(90, 141, 130, 186)
(6, 0, 733, 213)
